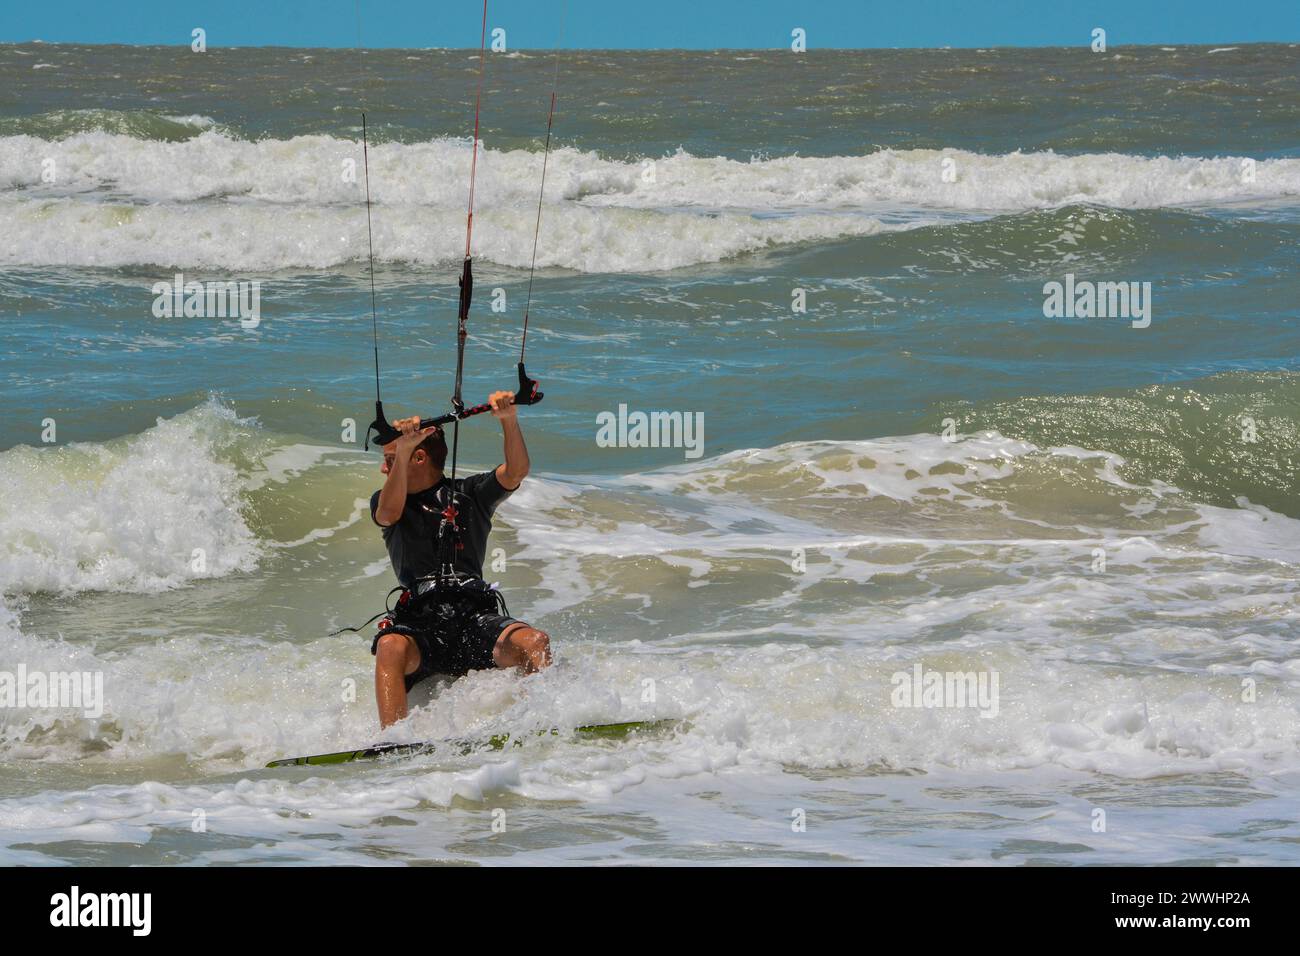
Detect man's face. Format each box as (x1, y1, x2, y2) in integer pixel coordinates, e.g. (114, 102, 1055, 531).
(380, 443, 397, 475)
(381, 444, 429, 476)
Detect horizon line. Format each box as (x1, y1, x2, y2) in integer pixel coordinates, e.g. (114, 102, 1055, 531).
(3, 40, 1296, 52)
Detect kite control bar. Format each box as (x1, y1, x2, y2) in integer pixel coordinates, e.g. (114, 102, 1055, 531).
(365, 362, 544, 449)
(356, 2, 556, 459)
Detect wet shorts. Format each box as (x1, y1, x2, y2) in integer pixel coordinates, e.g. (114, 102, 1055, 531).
(372, 611, 521, 691)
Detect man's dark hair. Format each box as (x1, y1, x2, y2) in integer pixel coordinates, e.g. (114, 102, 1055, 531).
(415, 428, 448, 471)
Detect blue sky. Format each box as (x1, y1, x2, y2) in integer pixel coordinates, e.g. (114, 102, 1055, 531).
(1, 0, 1295, 48)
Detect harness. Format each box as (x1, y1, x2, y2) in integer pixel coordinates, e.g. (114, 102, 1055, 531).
(421, 481, 463, 589)
(330, 482, 508, 641)
(330, 577, 508, 640)
(381, 576, 506, 633)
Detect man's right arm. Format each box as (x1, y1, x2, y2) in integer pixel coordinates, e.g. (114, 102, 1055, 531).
(373, 454, 409, 527)
(374, 419, 434, 527)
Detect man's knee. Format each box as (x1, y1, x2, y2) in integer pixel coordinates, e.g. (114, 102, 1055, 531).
(517, 627, 551, 663)
(516, 627, 548, 653)
(375, 631, 410, 666)
(497, 625, 550, 666)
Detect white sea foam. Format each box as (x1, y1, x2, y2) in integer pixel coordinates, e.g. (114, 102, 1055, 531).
(0, 400, 261, 596)
(0, 621, 1295, 863)
(0, 193, 891, 271)
(1, 133, 1297, 270)
(500, 433, 1300, 672)
(1, 415, 1297, 863)
(4, 133, 1294, 209)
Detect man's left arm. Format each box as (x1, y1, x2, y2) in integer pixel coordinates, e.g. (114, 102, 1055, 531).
(489, 389, 530, 490)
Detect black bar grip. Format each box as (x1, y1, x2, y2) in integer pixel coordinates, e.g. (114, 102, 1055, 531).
(365, 367, 544, 449)
(514, 362, 544, 406)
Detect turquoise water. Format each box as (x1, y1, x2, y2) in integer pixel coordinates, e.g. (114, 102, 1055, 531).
(1, 43, 1298, 865)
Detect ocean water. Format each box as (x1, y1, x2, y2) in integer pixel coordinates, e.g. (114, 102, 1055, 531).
(1, 43, 1299, 865)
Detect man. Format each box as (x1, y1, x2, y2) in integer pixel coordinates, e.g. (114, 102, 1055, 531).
(370, 389, 551, 727)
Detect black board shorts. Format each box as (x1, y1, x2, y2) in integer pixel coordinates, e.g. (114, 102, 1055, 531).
(372, 611, 520, 691)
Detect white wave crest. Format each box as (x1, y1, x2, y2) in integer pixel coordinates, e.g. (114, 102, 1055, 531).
(0, 401, 261, 596)
(1, 132, 1297, 271)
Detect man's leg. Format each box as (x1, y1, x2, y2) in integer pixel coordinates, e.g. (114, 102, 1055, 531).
(375, 631, 421, 727)
(492, 623, 551, 673)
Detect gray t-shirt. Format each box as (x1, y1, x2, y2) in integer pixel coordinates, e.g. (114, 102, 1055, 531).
(370, 469, 514, 589)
